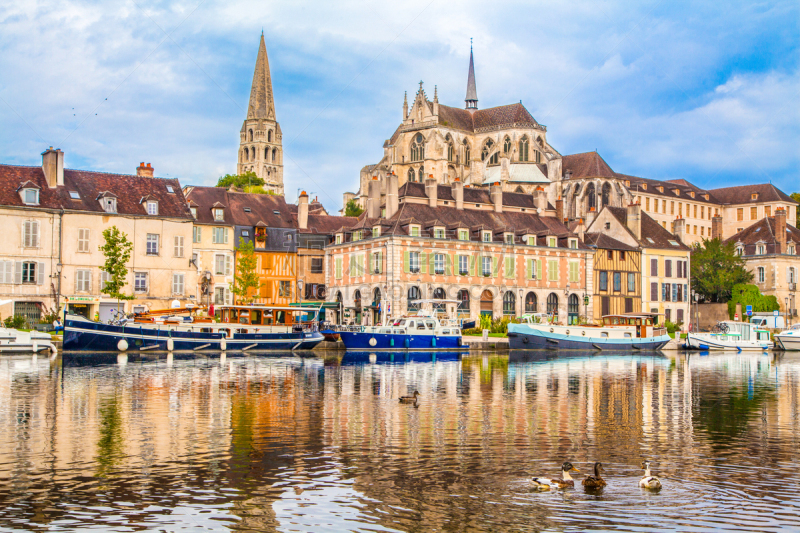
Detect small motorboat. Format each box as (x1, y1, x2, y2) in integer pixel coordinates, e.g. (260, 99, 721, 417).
(0, 327, 57, 354)
(773, 324, 800, 350)
(685, 321, 771, 351)
(508, 313, 670, 350)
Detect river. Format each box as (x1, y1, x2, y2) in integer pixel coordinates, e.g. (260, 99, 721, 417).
(1, 350, 799, 532)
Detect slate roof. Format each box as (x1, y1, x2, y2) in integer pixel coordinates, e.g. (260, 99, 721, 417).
(709, 183, 796, 206)
(583, 232, 639, 252)
(605, 206, 691, 251)
(0, 163, 192, 219)
(725, 215, 800, 255)
(301, 214, 359, 235)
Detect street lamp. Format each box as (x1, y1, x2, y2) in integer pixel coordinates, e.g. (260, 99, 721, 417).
(785, 296, 789, 328)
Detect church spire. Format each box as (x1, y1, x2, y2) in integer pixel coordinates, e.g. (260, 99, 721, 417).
(247, 33, 276, 120)
(465, 40, 478, 110)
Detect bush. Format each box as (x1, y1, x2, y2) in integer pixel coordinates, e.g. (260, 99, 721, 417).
(664, 320, 683, 334)
(39, 306, 59, 324)
(727, 284, 780, 319)
(4, 315, 27, 329)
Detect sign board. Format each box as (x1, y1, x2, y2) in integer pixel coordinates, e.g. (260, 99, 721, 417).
(746, 305, 753, 316)
(774, 310, 780, 316)
(386, 303, 391, 315)
(734, 313, 739, 321)
(583, 295, 589, 306)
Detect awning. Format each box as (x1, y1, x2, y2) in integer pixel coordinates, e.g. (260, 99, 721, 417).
(289, 301, 340, 309)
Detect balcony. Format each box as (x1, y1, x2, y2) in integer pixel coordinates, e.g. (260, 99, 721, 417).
(790, 283, 796, 291)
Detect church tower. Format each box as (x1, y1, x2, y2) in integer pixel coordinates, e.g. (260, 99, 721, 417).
(465, 42, 478, 110)
(238, 32, 284, 195)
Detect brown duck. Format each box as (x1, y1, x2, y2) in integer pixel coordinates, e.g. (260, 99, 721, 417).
(582, 462, 607, 489)
(399, 391, 420, 403)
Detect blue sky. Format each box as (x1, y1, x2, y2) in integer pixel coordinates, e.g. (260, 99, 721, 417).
(1, 0, 798, 212)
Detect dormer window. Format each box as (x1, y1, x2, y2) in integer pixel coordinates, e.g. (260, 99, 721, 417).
(409, 225, 420, 237)
(335, 234, 343, 245)
(548, 237, 557, 248)
(736, 246, 744, 256)
(625, 180, 630, 187)
(689, 191, 695, 198)
(103, 197, 117, 213)
(69, 191, 81, 200)
(166, 185, 174, 193)
(642, 184, 648, 190)
(458, 229, 469, 241)
(352, 230, 361, 242)
(504, 233, 514, 244)
(433, 227, 445, 239)
(190, 207, 197, 218)
(756, 244, 765, 255)
(372, 227, 381, 238)
(673, 189, 680, 196)
(569, 238, 578, 249)
(527, 236, 536, 246)
(789, 244, 796, 255)
(657, 186, 664, 193)
(751, 193, 758, 200)
(22, 188, 39, 205)
(482, 231, 492, 242)
(146, 200, 158, 215)
(704, 194, 709, 200)
(213, 208, 224, 221)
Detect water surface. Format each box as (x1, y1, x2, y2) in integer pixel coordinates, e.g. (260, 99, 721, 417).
(1, 350, 799, 532)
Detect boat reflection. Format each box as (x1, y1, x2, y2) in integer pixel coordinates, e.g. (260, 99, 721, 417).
(340, 351, 467, 365)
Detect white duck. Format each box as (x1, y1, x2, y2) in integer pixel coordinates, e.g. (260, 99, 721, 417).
(639, 460, 662, 490)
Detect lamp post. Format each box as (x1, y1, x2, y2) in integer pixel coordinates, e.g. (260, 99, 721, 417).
(785, 296, 789, 329)
(564, 282, 570, 325)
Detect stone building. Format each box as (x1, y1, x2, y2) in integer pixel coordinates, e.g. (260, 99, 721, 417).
(237, 33, 284, 195)
(328, 176, 593, 325)
(0, 150, 196, 324)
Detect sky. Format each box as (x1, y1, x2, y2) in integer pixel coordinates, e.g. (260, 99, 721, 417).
(1, 0, 798, 212)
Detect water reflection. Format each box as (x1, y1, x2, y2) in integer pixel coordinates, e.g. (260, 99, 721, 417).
(0, 350, 799, 531)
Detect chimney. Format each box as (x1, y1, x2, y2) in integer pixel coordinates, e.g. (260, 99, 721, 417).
(452, 177, 464, 210)
(367, 176, 381, 218)
(711, 215, 723, 240)
(576, 218, 585, 241)
(626, 203, 642, 240)
(386, 172, 399, 219)
(137, 162, 154, 177)
(535, 186, 547, 212)
(425, 174, 437, 208)
(298, 191, 309, 230)
(586, 207, 596, 229)
(41, 147, 64, 188)
(672, 217, 686, 243)
(776, 207, 787, 254)
(556, 197, 564, 221)
(490, 182, 503, 213)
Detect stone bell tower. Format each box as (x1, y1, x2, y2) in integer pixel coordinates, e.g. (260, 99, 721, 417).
(237, 32, 284, 195)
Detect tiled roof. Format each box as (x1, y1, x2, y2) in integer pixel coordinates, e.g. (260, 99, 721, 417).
(184, 186, 295, 228)
(709, 183, 796, 205)
(399, 181, 551, 210)
(436, 102, 540, 133)
(301, 214, 359, 235)
(584, 232, 639, 252)
(562, 152, 616, 178)
(725, 216, 800, 255)
(606, 206, 691, 251)
(0, 163, 192, 219)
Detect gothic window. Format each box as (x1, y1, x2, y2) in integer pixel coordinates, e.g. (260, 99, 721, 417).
(481, 139, 498, 165)
(586, 182, 596, 210)
(519, 136, 529, 162)
(272, 148, 277, 162)
(448, 143, 454, 162)
(463, 140, 470, 163)
(268, 130, 272, 142)
(503, 291, 516, 316)
(245, 147, 250, 161)
(410, 134, 425, 161)
(408, 168, 416, 182)
(535, 150, 541, 163)
(503, 136, 511, 154)
(419, 167, 425, 180)
(601, 182, 612, 208)
(249, 129, 253, 142)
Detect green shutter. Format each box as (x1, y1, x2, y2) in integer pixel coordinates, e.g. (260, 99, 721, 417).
(527, 259, 532, 279)
(505, 256, 513, 279)
(446, 254, 453, 276)
(537, 259, 542, 280)
(469, 255, 476, 276)
(404, 252, 409, 273)
(429, 253, 435, 274)
(420, 252, 427, 273)
(377, 251, 382, 273)
(335, 257, 342, 279)
(492, 257, 498, 277)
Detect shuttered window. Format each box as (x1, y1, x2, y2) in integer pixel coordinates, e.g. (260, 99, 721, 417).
(0, 261, 13, 284)
(651, 258, 658, 277)
(22, 221, 39, 248)
(78, 229, 90, 252)
(335, 257, 342, 279)
(174, 236, 184, 257)
(212, 227, 228, 244)
(76, 269, 91, 292)
(547, 259, 558, 281)
(193, 226, 202, 243)
(651, 282, 658, 301)
(459, 255, 468, 276)
(215, 254, 226, 275)
(569, 262, 579, 283)
(505, 256, 514, 279)
(172, 273, 184, 295)
(665, 260, 672, 278)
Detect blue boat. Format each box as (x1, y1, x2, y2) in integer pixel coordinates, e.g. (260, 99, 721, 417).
(508, 313, 671, 351)
(63, 304, 324, 352)
(335, 301, 463, 351)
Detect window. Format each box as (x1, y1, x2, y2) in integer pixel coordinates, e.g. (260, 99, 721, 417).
(410, 226, 420, 237)
(599, 271, 608, 291)
(458, 255, 469, 275)
(212, 227, 228, 244)
(410, 134, 425, 161)
(23, 189, 39, 205)
(22, 220, 39, 248)
(628, 273, 635, 293)
(547, 293, 558, 316)
(607, 250, 614, 260)
(434, 228, 445, 239)
(373, 227, 381, 238)
(525, 292, 537, 313)
(548, 237, 557, 248)
(505, 233, 514, 244)
(503, 137, 512, 154)
(334, 257, 342, 279)
(701, 226, 705, 236)
(569, 261, 579, 283)
(673, 284, 679, 302)
(737, 208, 744, 221)
(482, 256, 492, 277)
(214, 287, 227, 305)
(503, 291, 516, 316)
(613, 272, 621, 291)
(409, 252, 420, 273)
(174, 236, 184, 257)
(352, 231, 362, 242)
(670, 201, 674, 215)
(310, 257, 323, 273)
(146, 201, 158, 215)
(458, 229, 469, 241)
(335, 234, 342, 245)
(693, 205, 697, 218)
(21, 262, 37, 284)
(447, 142, 454, 162)
(547, 259, 558, 281)
(757, 244, 765, 255)
(757, 267, 765, 283)
(100, 270, 110, 291)
(751, 206, 758, 220)
(215, 254, 231, 276)
(279, 281, 292, 298)
(78, 228, 90, 252)
(528, 236, 535, 246)
(190, 207, 197, 218)
(482, 231, 492, 242)
(434, 253, 445, 275)
(193, 226, 202, 243)
(408, 168, 416, 182)
(620, 250, 626, 261)
(69, 191, 81, 200)
(172, 273, 184, 295)
(665, 260, 672, 277)
(645, 197, 650, 211)
(135, 272, 148, 292)
(701, 206, 705, 219)
(213, 208, 224, 221)
(519, 136, 529, 162)
(166, 185, 174, 193)
(463, 141, 470, 163)
(481, 139, 497, 165)
(458, 289, 470, 311)
(650, 282, 658, 301)
(569, 239, 578, 249)
(789, 267, 796, 284)
(146, 234, 159, 255)
(651, 258, 658, 276)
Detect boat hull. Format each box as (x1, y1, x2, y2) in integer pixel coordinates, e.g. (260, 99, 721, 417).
(507, 324, 670, 351)
(337, 330, 462, 350)
(774, 334, 800, 351)
(685, 333, 771, 351)
(63, 318, 324, 352)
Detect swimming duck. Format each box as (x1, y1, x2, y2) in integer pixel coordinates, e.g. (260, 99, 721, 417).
(531, 462, 580, 490)
(639, 460, 662, 490)
(582, 462, 607, 489)
(399, 391, 420, 403)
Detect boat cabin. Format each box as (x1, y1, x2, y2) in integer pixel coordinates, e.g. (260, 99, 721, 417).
(602, 314, 664, 339)
(219, 305, 319, 327)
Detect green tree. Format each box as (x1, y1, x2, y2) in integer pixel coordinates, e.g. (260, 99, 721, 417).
(791, 193, 800, 225)
(99, 226, 134, 304)
(344, 199, 364, 217)
(230, 238, 262, 304)
(216, 172, 275, 194)
(727, 284, 780, 319)
(690, 238, 753, 302)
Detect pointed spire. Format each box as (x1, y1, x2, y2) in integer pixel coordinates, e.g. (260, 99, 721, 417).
(247, 33, 276, 120)
(403, 91, 408, 120)
(433, 85, 439, 115)
(465, 39, 478, 110)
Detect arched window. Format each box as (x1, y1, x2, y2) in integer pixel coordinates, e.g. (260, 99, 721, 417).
(265, 147, 269, 160)
(535, 150, 542, 164)
(373, 287, 381, 306)
(457, 289, 470, 312)
(410, 133, 425, 161)
(272, 148, 277, 162)
(354, 290, 362, 309)
(268, 130, 272, 142)
(519, 136, 529, 162)
(503, 291, 516, 316)
(408, 168, 416, 182)
(482, 140, 498, 165)
(463, 140, 470, 163)
(736, 246, 743, 256)
(586, 182, 596, 210)
(240, 150, 244, 163)
(547, 293, 559, 316)
(568, 294, 579, 317)
(448, 143, 454, 162)
(433, 287, 446, 313)
(408, 286, 421, 311)
(601, 182, 612, 208)
(249, 129, 253, 142)
(525, 292, 538, 313)
(503, 136, 512, 154)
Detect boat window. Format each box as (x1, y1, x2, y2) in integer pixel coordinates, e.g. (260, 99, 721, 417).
(441, 329, 449, 334)
(239, 315, 249, 324)
(624, 333, 632, 338)
(236, 328, 248, 334)
(223, 328, 232, 338)
(426, 320, 435, 329)
(601, 332, 609, 338)
(417, 322, 426, 330)
(230, 309, 238, 322)
(251, 310, 262, 325)
(407, 321, 414, 328)
(395, 319, 406, 326)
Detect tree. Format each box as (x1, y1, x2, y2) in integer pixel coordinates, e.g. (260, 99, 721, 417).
(216, 172, 274, 194)
(99, 226, 134, 305)
(230, 238, 262, 304)
(690, 238, 752, 302)
(791, 193, 800, 225)
(344, 199, 364, 217)
(727, 284, 780, 319)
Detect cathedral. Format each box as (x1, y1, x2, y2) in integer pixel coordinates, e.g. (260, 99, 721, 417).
(237, 33, 284, 195)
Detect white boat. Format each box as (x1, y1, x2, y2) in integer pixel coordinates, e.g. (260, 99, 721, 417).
(0, 327, 58, 354)
(773, 324, 800, 351)
(685, 321, 771, 351)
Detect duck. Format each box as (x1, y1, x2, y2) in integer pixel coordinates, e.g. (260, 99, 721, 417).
(399, 391, 420, 403)
(531, 462, 580, 490)
(582, 462, 607, 489)
(639, 460, 662, 490)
